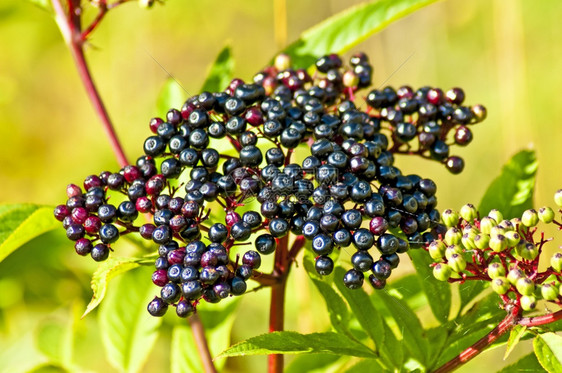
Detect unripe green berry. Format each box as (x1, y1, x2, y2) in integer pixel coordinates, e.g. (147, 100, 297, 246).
(462, 224, 479, 236)
(460, 204, 478, 222)
(498, 220, 515, 232)
(538, 207, 555, 224)
(480, 217, 497, 234)
(138, 0, 155, 8)
(520, 295, 537, 311)
(274, 53, 292, 71)
(521, 209, 539, 227)
(488, 262, 506, 279)
(444, 227, 463, 246)
(428, 240, 447, 261)
(462, 233, 477, 250)
(491, 277, 510, 295)
(516, 277, 535, 296)
(488, 209, 504, 224)
(515, 241, 538, 261)
(510, 217, 522, 227)
(433, 263, 452, 281)
(551, 253, 562, 272)
(342, 71, 359, 88)
(541, 284, 559, 301)
(445, 244, 463, 260)
(555, 190, 562, 208)
(442, 209, 460, 227)
(474, 234, 490, 249)
(448, 253, 467, 273)
(504, 231, 521, 248)
(490, 225, 506, 237)
(507, 268, 524, 285)
(489, 234, 508, 252)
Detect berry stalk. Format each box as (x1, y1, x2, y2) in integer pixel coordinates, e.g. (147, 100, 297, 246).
(268, 234, 289, 373)
(51, 0, 129, 168)
(433, 306, 520, 373)
(188, 313, 218, 373)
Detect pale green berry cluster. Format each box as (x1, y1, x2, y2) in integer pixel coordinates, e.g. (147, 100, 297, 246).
(429, 190, 562, 312)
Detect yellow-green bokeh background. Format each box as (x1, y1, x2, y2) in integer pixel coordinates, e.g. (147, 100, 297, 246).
(1, 0, 561, 372)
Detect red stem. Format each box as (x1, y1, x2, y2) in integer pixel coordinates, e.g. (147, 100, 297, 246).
(433, 306, 520, 373)
(518, 309, 562, 327)
(268, 234, 289, 373)
(188, 313, 218, 373)
(51, 0, 129, 168)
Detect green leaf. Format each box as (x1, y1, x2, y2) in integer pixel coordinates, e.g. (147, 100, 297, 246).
(458, 279, 487, 313)
(36, 321, 66, 363)
(373, 289, 428, 365)
(378, 320, 404, 369)
(389, 274, 426, 312)
(0, 204, 59, 263)
(218, 331, 377, 359)
(408, 249, 451, 323)
(82, 256, 150, 317)
(201, 45, 234, 93)
(533, 332, 562, 373)
(478, 150, 538, 219)
(170, 325, 203, 373)
(310, 277, 351, 336)
(497, 352, 544, 373)
(26, 0, 51, 11)
(27, 364, 68, 373)
(333, 267, 384, 351)
(156, 78, 186, 117)
(286, 354, 344, 373)
(504, 325, 527, 360)
(282, 0, 439, 68)
(345, 358, 387, 373)
(99, 267, 162, 373)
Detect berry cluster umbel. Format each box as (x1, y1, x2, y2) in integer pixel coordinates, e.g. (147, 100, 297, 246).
(54, 51, 486, 317)
(429, 190, 562, 312)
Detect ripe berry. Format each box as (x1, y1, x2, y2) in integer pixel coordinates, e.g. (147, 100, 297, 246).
(147, 297, 168, 317)
(343, 269, 364, 289)
(176, 300, 195, 318)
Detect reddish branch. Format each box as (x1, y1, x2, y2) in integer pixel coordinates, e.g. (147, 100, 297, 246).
(189, 314, 218, 373)
(51, 0, 129, 167)
(434, 308, 562, 372)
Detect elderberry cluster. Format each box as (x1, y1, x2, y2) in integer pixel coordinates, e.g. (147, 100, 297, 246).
(429, 190, 562, 312)
(54, 51, 485, 318)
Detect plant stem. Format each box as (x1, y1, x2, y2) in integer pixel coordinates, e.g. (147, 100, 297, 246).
(189, 313, 218, 373)
(51, 0, 129, 168)
(268, 234, 289, 373)
(518, 309, 562, 327)
(433, 307, 520, 373)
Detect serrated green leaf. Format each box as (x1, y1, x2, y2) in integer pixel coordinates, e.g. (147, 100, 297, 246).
(82, 256, 150, 317)
(333, 267, 384, 352)
(373, 289, 427, 365)
(201, 45, 234, 93)
(408, 249, 451, 323)
(378, 319, 403, 369)
(285, 354, 344, 373)
(99, 267, 162, 373)
(0, 204, 60, 263)
(389, 274, 425, 312)
(170, 325, 203, 373)
(345, 358, 387, 373)
(534, 333, 562, 373)
(426, 326, 448, 369)
(504, 325, 527, 360)
(310, 277, 351, 336)
(478, 150, 538, 219)
(282, 0, 439, 68)
(218, 331, 377, 358)
(458, 279, 487, 314)
(156, 78, 186, 117)
(497, 352, 544, 373)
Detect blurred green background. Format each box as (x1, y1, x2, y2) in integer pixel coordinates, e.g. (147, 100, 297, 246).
(1, 0, 561, 372)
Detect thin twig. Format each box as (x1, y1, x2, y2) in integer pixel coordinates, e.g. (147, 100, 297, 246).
(51, 0, 129, 167)
(188, 313, 218, 373)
